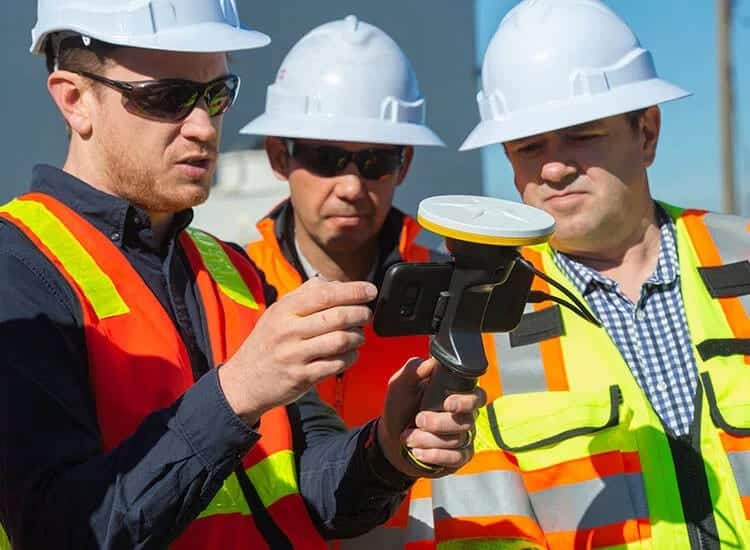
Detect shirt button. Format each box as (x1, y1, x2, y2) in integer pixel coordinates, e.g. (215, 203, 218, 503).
(110, 232, 121, 241)
(656, 381, 668, 392)
(133, 216, 141, 225)
(636, 309, 646, 321)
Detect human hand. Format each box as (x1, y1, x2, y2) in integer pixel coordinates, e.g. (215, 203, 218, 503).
(377, 357, 486, 478)
(219, 277, 377, 425)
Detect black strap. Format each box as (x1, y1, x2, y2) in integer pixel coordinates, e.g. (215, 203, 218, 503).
(234, 465, 293, 549)
(696, 338, 750, 361)
(668, 385, 721, 550)
(698, 261, 750, 298)
(509, 306, 564, 348)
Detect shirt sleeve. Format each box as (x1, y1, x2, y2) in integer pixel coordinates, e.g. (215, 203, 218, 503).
(292, 389, 415, 539)
(0, 224, 259, 550)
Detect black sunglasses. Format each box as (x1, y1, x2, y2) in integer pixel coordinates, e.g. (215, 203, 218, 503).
(77, 72, 241, 122)
(285, 140, 406, 180)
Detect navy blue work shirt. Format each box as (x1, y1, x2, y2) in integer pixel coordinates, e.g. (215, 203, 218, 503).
(0, 165, 412, 549)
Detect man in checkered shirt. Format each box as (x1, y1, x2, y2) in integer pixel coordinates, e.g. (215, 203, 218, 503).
(427, 1, 750, 548)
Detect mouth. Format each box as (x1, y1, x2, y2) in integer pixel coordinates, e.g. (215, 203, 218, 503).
(329, 212, 369, 219)
(175, 156, 215, 180)
(546, 191, 585, 201)
(178, 158, 212, 169)
(327, 213, 369, 226)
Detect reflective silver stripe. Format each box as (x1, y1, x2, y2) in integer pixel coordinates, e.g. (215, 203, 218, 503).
(702, 212, 750, 315)
(338, 526, 406, 549)
(429, 248, 451, 263)
(530, 473, 648, 532)
(407, 497, 435, 543)
(493, 304, 548, 395)
(728, 450, 750, 496)
(432, 470, 535, 520)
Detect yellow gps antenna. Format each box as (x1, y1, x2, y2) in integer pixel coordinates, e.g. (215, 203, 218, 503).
(396, 195, 555, 473)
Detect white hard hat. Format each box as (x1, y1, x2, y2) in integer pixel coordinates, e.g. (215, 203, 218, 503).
(240, 15, 444, 147)
(460, 0, 691, 150)
(31, 0, 270, 55)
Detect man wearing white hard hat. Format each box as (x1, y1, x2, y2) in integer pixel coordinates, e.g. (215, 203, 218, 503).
(427, 0, 750, 548)
(0, 2, 483, 549)
(240, 15, 454, 549)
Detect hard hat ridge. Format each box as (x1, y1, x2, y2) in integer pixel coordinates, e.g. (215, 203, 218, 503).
(460, 0, 690, 150)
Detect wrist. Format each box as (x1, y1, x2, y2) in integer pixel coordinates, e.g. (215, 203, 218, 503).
(217, 361, 263, 427)
(372, 417, 419, 483)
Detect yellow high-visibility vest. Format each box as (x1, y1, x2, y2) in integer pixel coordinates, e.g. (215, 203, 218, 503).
(430, 203, 750, 549)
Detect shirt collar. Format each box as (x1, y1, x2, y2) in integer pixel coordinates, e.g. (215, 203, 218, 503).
(553, 203, 679, 296)
(30, 164, 193, 255)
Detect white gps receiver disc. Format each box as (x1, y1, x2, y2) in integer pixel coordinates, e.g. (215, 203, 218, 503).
(417, 195, 555, 246)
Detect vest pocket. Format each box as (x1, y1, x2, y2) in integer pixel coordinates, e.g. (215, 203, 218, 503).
(702, 370, 750, 519)
(702, 370, 750, 436)
(487, 385, 650, 548)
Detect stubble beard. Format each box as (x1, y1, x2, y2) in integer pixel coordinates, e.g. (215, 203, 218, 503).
(101, 139, 210, 215)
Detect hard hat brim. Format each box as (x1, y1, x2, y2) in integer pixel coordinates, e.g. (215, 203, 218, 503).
(240, 114, 446, 147)
(459, 78, 690, 150)
(31, 22, 270, 55)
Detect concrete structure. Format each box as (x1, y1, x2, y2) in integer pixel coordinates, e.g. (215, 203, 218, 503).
(192, 150, 287, 245)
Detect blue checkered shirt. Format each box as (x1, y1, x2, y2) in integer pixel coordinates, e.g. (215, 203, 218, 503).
(554, 206, 698, 436)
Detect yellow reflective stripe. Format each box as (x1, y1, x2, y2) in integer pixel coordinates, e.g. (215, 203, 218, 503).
(0, 199, 129, 319)
(186, 228, 258, 310)
(247, 449, 298, 507)
(0, 524, 10, 550)
(438, 538, 544, 550)
(199, 450, 298, 518)
(198, 471, 251, 517)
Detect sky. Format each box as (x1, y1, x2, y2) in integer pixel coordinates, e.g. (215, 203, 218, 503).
(474, 0, 750, 215)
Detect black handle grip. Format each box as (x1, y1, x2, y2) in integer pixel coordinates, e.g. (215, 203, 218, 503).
(419, 362, 478, 412)
(402, 362, 478, 474)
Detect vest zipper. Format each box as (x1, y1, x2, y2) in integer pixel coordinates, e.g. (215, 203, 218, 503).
(668, 384, 719, 550)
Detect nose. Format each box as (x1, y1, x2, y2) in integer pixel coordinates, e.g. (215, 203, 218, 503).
(180, 99, 219, 144)
(333, 163, 367, 201)
(540, 160, 579, 186)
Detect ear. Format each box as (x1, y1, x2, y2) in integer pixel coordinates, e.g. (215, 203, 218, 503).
(640, 106, 661, 168)
(265, 137, 291, 181)
(394, 146, 414, 186)
(47, 70, 94, 138)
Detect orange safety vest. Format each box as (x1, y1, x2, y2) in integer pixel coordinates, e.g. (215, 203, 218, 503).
(0, 193, 327, 550)
(428, 204, 750, 549)
(248, 204, 441, 549)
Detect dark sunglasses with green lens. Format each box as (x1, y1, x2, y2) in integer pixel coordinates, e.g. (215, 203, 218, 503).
(76, 72, 241, 122)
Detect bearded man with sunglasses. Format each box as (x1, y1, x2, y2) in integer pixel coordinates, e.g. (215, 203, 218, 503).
(241, 16, 451, 549)
(0, 3, 484, 550)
